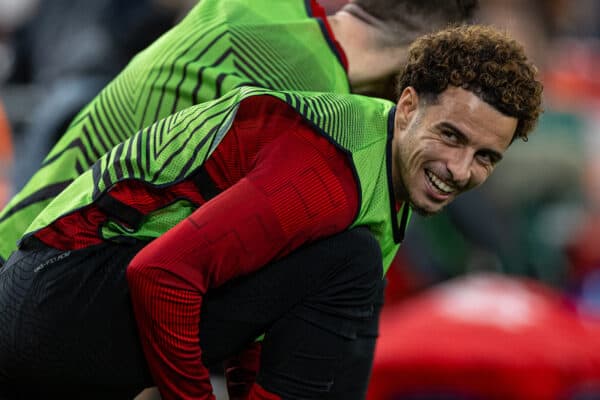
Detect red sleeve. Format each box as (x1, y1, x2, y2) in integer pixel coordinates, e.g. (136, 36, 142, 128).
(126, 97, 359, 400)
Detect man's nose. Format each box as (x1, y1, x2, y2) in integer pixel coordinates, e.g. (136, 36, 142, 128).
(446, 150, 472, 187)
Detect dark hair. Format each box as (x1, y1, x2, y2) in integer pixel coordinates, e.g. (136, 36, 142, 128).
(397, 25, 543, 141)
(349, 0, 478, 41)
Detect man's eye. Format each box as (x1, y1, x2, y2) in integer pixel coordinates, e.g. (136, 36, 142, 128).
(441, 130, 458, 142)
(477, 153, 493, 165)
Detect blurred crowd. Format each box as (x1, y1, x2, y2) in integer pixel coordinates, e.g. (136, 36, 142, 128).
(0, 0, 196, 196)
(0, 0, 599, 399)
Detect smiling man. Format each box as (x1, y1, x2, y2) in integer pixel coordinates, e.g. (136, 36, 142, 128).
(0, 25, 542, 400)
(392, 85, 516, 216)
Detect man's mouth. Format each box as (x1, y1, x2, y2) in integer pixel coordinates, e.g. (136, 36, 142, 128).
(425, 170, 455, 195)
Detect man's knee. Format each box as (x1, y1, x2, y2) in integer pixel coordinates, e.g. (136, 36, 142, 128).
(314, 227, 383, 300)
(326, 226, 382, 271)
(337, 226, 383, 282)
(298, 227, 383, 338)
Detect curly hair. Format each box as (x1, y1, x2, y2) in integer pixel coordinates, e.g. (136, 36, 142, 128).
(397, 25, 543, 141)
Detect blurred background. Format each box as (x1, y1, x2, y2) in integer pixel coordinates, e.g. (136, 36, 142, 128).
(0, 0, 598, 399)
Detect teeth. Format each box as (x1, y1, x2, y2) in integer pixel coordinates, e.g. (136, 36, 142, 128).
(426, 171, 454, 194)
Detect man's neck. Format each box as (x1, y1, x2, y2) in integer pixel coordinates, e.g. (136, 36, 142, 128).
(327, 11, 408, 93)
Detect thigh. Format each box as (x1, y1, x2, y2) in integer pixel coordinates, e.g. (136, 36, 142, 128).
(0, 240, 151, 397)
(199, 227, 383, 399)
(255, 266, 384, 400)
(199, 227, 381, 364)
(325, 279, 385, 399)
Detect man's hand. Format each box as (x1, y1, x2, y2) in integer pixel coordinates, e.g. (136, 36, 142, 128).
(223, 342, 262, 399)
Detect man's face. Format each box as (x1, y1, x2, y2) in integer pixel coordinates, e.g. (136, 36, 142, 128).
(392, 86, 518, 216)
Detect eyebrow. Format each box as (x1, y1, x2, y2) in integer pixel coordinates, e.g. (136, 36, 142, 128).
(437, 122, 504, 163)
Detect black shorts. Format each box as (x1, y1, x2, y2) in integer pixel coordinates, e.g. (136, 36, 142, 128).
(0, 239, 150, 399)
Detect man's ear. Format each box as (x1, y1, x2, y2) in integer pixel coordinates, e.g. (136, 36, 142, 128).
(395, 86, 419, 129)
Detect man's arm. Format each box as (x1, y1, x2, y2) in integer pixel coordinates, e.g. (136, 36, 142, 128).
(127, 112, 358, 400)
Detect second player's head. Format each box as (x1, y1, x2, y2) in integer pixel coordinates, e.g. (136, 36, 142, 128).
(338, 0, 479, 99)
